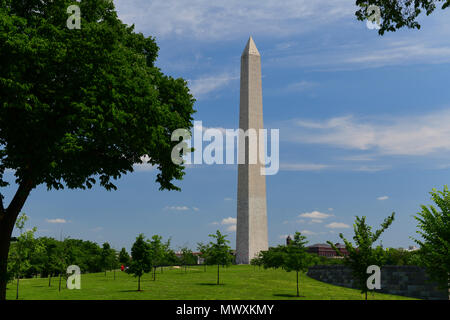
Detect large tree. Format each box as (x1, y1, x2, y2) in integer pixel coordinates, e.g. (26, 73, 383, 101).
(328, 213, 395, 300)
(0, 0, 195, 299)
(355, 0, 450, 35)
(413, 186, 450, 297)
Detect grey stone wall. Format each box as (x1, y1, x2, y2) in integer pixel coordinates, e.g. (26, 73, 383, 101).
(307, 265, 448, 300)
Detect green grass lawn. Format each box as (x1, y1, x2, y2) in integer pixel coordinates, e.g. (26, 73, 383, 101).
(6, 265, 416, 300)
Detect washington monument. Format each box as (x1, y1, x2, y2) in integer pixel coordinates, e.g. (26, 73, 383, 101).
(236, 37, 268, 264)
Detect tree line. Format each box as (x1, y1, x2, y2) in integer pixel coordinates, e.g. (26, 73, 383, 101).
(128, 230, 233, 290)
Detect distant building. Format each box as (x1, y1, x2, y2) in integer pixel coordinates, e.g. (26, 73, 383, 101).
(307, 243, 349, 258)
(175, 251, 204, 265)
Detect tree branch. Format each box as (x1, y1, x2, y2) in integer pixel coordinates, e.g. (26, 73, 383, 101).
(3, 178, 34, 229)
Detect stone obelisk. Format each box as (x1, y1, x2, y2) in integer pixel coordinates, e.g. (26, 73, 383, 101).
(236, 37, 268, 264)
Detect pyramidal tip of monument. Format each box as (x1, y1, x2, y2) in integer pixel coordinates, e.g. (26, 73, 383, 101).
(242, 36, 260, 57)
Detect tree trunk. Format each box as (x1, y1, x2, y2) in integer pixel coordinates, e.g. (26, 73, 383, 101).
(296, 271, 299, 297)
(138, 275, 141, 291)
(153, 267, 156, 281)
(59, 273, 62, 292)
(48, 274, 51, 287)
(15, 277, 19, 300)
(217, 264, 220, 285)
(0, 179, 34, 300)
(0, 220, 15, 300)
(365, 291, 368, 300)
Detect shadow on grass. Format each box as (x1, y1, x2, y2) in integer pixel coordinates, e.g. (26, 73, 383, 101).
(118, 290, 146, 293)
(196, 283, 226, 286)
(273, 293, 305, 298)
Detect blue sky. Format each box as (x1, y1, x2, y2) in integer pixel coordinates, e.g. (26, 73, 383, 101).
(6, 0, 450, 252)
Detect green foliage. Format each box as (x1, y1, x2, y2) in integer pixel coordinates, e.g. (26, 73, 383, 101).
(383, 247, 422, 266)
(0, 0, 195, 299)
(0, 0, 195, 192)
(196, 242, 209, 264)
(328, 213, 395, 298)
(8, 213, 43, 281)
(127, 234, 152, 290)
(413, 186, 450, 292)
(148, 235, 164, 266)
(206, 230, 232, 267)
(161, 240, 179, 267)
(179, 246, 197, 271)
(148, 235, 165, 280)
(312, 254, 345, 266)
(261, 232, 316, 272)
(8, 213, 44, 298)
(127, 234, 151, 277)
(260, 232, 317, 296)
(250, 252, 263, 269)
(100, 242, 117, 273)
(118, 248, 130, 266)
(206, 230, 232, 285)
(355, 0, 450, 35)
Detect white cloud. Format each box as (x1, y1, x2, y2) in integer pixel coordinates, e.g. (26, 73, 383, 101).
(192, 207, 200, 211)
(353, 165, 391, 172)
(115, 0, 353, 40)
(280, 163, 331, 171)
(270, 37, 450, 71)
(344, 42, 450, 67)
(188, 73, 238, 99)
(221, 217, 237, 225)
(326, 222, 350, 229)
(226, 225, 237, 232)
(46, 218, 67, 224)
(289, 110, 450, 156)
(217, 216, 237, 233)
(310, 219, 323, 224)
(299, 211, 333, 220)
(300, 230, 317, 236)
(377, 196, 389, 201)
(224, 197, 233, 201)
(165, 206, 190, 211)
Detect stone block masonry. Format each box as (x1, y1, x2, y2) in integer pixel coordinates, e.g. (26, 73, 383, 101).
(307, 265, 448, 300)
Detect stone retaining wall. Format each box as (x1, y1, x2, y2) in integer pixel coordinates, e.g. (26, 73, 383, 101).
(306, 265, 448, 300)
